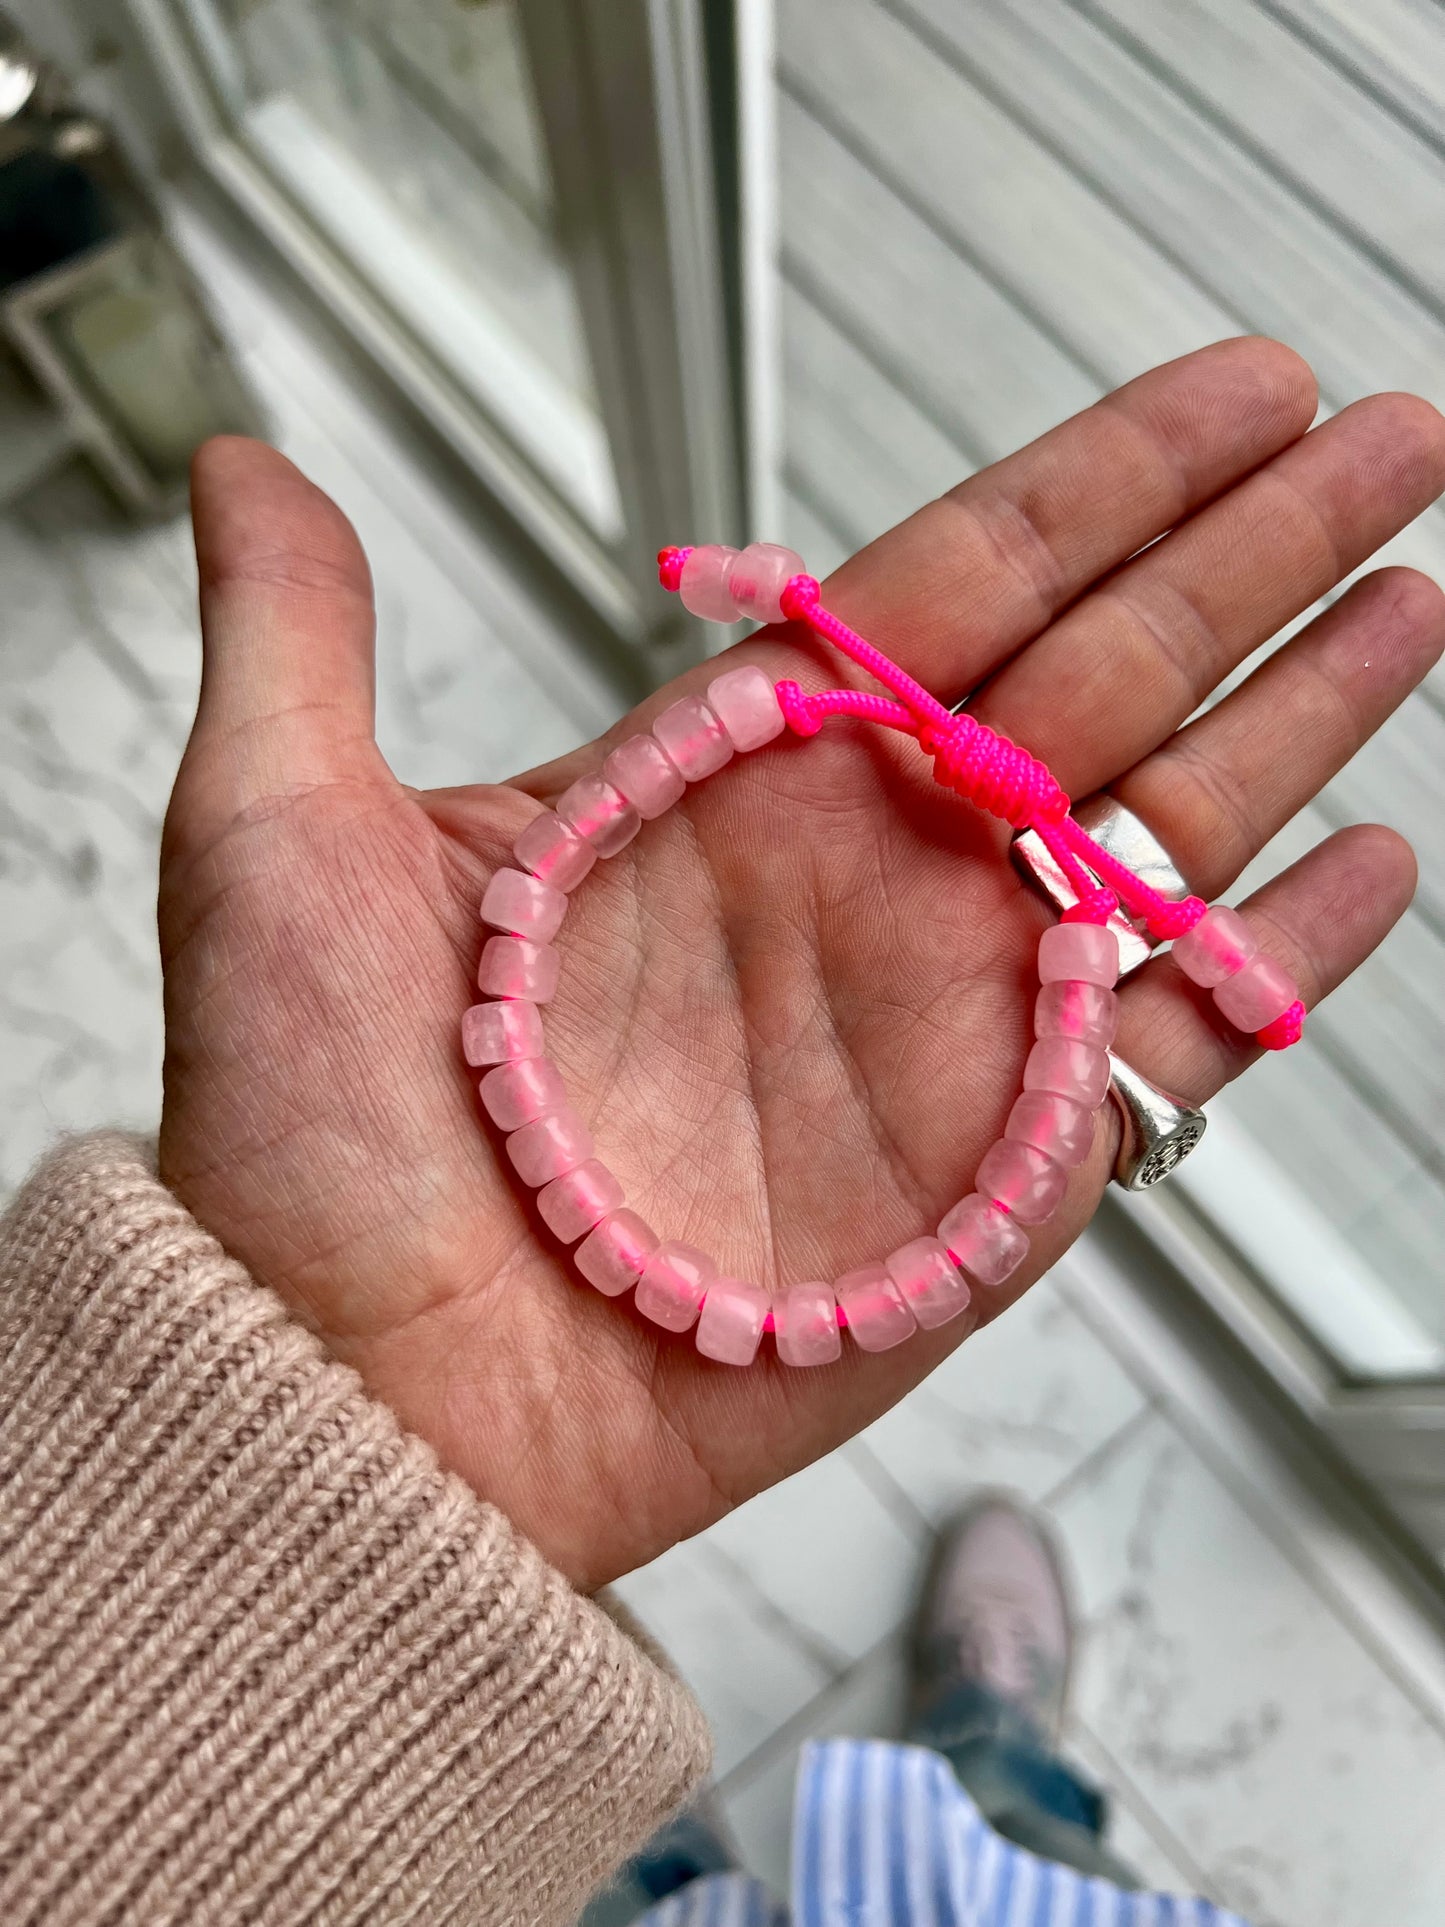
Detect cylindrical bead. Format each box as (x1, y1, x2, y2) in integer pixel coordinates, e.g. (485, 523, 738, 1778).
(576, 1209, 658, 1296)
(603, 733, 687, 818)
(834, 1262, 917, 1352)
(636, 1241, 715, 1331)
(1038, 922, 1120, 988)
(696, 1277, 771, 1365)
(652, 696, 734, 781)
(1172, 905, 1257, 989)
(479, 1055, 567, 1130)
(1035, 980, 1118, 1050)
(772, 1281, 842, 1367)
(556, 774, 641, 858)
(537, 1159, 625, 1243)
(885, 1236, 974, 1332)
(1213, 953, 1298, 1032)
(480, 868, 566, 943)
(461, 999, 544, 1066)
(679, 544, 742, 623)
(727, 542, 804, 624)
(975, 1138, 1067, 1224)
(938, 1193, 1029, 1290)
(1023, 1037, 1110, 1108)
(506, 1107, 593, 1186)
(706, 664, 787, 751)
(513, 810, 597, 892)
(1006, 1090, 1095, 1169)
(478, 934, 561, 1003)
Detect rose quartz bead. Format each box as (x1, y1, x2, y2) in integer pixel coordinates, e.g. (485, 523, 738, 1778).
(555, 774, 641, 858)
(679, 543, 742, 623)
(1006, 1090, 1095, 1169)
(1213, 952, 1298, 1032)
(652, 695, 734, 781)
(885, 1236, 974, 1332)
(1038, 922, 1120, 988)
(727, 542, 804, 624)
(462, 999, 544, 1066)
(480, 867, 566, 943)
(834, 1262, 917, 1352)
(576, 1209, 658, 1296)
(1172, 905, 1258, 989)
(696, 1277, 771, 1365)
(603, 733, 686, 818)
(938, 1193, 1029, 1290)
(1024, 1037, 1110, 1109)
(772, 1281, 842, 1367)
(506, 1107, 593, 1186)
(1034, 980, 1118, 1050)
(537, 1159, 625, 1243)
(513, 810, 597, 893)
(479, 1056, 567, 1131)
(478, 934, 561, 1003)
(635, 1241, 714, 1332)
(976, 1138, 1067, 1224)
(706, 664, 787, 752)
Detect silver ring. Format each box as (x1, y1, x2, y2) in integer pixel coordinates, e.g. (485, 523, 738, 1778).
(1009, 797, 1208, 1190)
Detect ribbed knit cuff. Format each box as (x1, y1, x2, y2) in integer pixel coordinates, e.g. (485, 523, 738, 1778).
(0, 1135, 710, 1927)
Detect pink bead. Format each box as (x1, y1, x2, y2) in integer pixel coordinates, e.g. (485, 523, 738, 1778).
(1024, 1037, 1110, 1108)
(461, 1000, 544, 1066)
(478, 934, 561, 1003)
(556, 774, 641, 858)
(938, 1194, 1029, 1290)
(576, 1209, 659, 1296)
(506, 1107, 593, 1186)
(885, 1236, 974, 1332)
(772, 1281, 842, 1367)
(975, 1139, 1067, 1224)
(696, 1277, 770, 1365)
(480, 868, 566, 943)
(603, 733, 686, 818)
(652, 696, 734, 781)
(727, 542, 805, 624)
(679, 544, 742, 622)
(1038, 922, 1120, 988)
(1172, 905, 1259, 989)
(636, 1241, 714, 1332)
(834, 1262, 917, 1352)
(706, 664, 787, 752)
(537, 1159, 625, 1243)
(1213, 952, 1298, 1032)
(1006, 1091, 1095, 1169)
(513, 811, 597, 892)
(479, 1055, 567, 1130)
(1035, 980, 1118, 1050)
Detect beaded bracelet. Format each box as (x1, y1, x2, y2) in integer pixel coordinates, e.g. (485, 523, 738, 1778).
(461, 542, 1306, 1367)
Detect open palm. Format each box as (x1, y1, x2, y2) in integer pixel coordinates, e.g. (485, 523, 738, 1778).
(158, 340, 1445, 1590)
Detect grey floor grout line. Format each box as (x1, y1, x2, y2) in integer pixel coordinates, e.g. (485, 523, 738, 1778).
(1067, 1716, 1220, 1902)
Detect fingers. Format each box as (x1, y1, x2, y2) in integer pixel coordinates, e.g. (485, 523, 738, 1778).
(187, 437, 383, 802)
(1110, 568, 1445, 899)
(1117, 824, 1417, 1105)
(976, 393, 1445, 794)
(795, 336, 1316, 697)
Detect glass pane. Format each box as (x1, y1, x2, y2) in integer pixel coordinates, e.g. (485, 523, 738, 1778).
(190, 0, 621, 536)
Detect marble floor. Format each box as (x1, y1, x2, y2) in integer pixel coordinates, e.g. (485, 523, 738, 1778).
(3, 217, 1445, 1927)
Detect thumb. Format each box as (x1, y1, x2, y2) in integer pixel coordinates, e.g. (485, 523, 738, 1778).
(174, 436, 386, 848)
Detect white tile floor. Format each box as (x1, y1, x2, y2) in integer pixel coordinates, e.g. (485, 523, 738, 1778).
(4, 218, 1445, 1927)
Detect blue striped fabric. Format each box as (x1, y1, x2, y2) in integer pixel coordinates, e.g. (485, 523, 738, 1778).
(633, 1740, 1254, 1927)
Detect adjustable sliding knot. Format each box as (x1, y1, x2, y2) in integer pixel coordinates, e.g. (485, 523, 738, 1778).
(775, 679, 824, 736)
(656, 546, 691, 593)
(919, 713, 1068, 829)
(1063, 888, 1119, 927)
(1259, 998, 1306, 1051)
(1145, 895, 1208, 941)
(779, 573, 822, 621)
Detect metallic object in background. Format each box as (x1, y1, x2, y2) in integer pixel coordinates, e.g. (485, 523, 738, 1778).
(1010, 795, 1209, 1190)
(0, 12, 259, 514)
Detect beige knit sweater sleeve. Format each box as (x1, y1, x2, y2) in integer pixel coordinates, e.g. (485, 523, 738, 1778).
(0, 1135, 711, 1927)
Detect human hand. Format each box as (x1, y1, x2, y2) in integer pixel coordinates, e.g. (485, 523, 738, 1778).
(158, 339, 1445, 1589)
